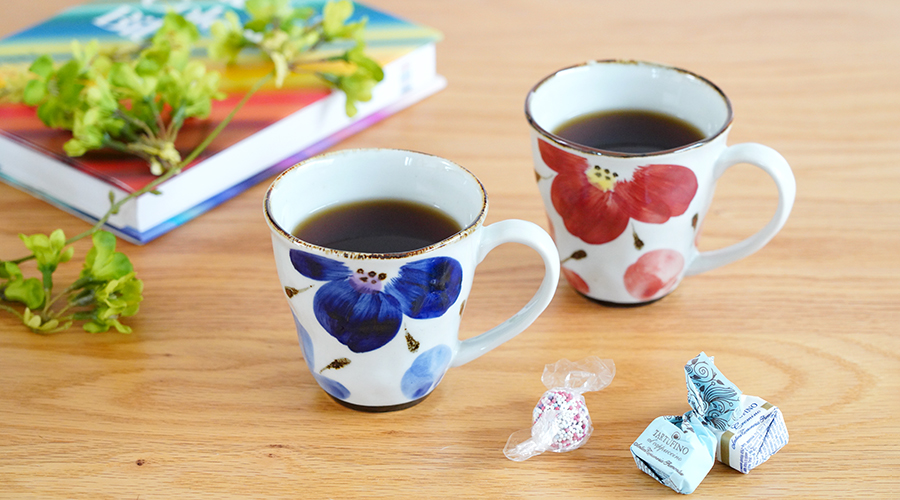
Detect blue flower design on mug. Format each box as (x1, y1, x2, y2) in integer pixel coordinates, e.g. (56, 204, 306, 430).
(289, 250, 463, 353)
(292, 312, 350, 400)
(401, 345, 452, 399)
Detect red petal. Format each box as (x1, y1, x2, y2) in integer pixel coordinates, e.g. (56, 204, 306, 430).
(562, 267, 591, 295)
(623, 249, 684, 301)
(618, 164, 698, 223)
(550, 172, 631, 245)
(541, 141, 631, 245)
(539, 139, 587, 174)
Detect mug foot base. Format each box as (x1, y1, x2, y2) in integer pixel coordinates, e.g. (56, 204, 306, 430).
(578, 291, 667, 307)
(329, 394, 430, 412)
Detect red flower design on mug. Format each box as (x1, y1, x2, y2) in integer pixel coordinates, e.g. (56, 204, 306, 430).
(561, 267, 590, 295)
(623, 249, 684, 301)
(539, 140, 698, 245)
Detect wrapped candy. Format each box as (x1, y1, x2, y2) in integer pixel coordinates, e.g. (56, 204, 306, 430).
(503, 357, 615, 461)
(630, 352, 789, 494)
(716, 394, 789, 473)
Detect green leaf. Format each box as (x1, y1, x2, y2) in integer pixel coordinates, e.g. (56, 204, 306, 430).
(289, 6, 315, 23)
(82, 319, 109, 333)
(22, 308, 71, 334)
(244, 18, 271, 33)
(78, 271, 143, 334)
(63, 138, 89, 157)
(55, 60, 86, 104)
(81, 230, 133, 282)
(110, 63, 143, 92)
(68, 118, 102, 154)
(1, 261, 23, 280)
(330, 69, 379, 117)
(22, 79, 47, 105)
(271, 51, 289, 88)
(28, 55, 55, 78)
(4, 277, 45, 310)
(22, 308, 44, 330)
(19, 229, 71, 272)
(99, 272, 143, 317)
(85, 80, 118, 112)
(343, 44, 384, 81)
(209, 11, 247, 63)
(322, 0, 356, 39)
(35, 98, 70, 129)
(151, 12, 201, 67)
(70, 40, 99, 67)
(61, 246, 75, 264)
(246, 0, 294, 21)
(49, 227, 65, 249)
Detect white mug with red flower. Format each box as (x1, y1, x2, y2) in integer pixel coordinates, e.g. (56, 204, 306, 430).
(527, 60, 796, 304)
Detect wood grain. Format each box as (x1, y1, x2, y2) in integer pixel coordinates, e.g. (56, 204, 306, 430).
(1, 0, 898, 498)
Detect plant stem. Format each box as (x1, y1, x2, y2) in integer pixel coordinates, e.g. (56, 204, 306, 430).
(63, 167, 179, 245)
(0, 303, 24, 320)
(44, 283, 76, 313)
(116, 109, 156, 138)
(180, 71, 273, 167)
(9, 254, 34, 265)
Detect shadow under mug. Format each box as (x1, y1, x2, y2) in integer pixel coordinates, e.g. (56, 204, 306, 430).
(264, 149, 560, 411)
(527, 60, 796, 305)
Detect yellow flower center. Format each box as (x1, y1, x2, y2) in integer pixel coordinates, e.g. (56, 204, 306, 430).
(586, 165, 618, 192)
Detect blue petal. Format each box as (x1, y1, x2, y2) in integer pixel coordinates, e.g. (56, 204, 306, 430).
(314, 280, 403, 353)
(290, 249, 351, 281)
(292, 312, 351, 400)
(292, 311, 315, 369)
(401, 345, 452, 399)
(385, 257, 463, 319)
(314, 373, 351, 400)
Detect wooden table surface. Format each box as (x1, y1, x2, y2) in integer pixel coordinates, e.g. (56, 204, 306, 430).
(1, 0, 898, 498)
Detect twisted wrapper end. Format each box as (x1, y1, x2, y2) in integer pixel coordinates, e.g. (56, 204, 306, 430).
(684, 352, 742, 431)
(541, 356, 616, 394)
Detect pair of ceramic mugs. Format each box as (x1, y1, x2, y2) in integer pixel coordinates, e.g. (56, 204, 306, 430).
(264, 60, 796, 411)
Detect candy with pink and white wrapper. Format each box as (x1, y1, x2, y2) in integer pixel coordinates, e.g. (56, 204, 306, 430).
(504, 357, 615, 461)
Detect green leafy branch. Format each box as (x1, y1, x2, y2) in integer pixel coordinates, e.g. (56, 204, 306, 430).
(1, 0, 382, 334)
(210, 0, 383, 116)
(0, 230, 142, 333)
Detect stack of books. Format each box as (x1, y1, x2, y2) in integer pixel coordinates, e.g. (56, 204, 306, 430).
(0, 1, 444, 243)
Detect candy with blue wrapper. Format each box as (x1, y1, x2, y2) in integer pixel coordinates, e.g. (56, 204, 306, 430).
(631, 352, 788, 494)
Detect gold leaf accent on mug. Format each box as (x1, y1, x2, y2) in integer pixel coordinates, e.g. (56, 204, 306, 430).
(534, 170, 552, 182)
(285, 285, 312, 298)
(459, 299, 467, 317)
(633, 228, 645, 250)
(692, 213, 699, 230)
(320, 358, 351, 373)
(562, 249, 587, 264)
(405, 330, 420, 353)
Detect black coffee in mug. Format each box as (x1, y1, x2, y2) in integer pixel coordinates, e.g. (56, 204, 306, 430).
(292, 199, 461, 253)
(553, 109, 705, 154)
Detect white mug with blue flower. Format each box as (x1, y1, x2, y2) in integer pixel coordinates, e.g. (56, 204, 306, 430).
(265, 149, 560, 411)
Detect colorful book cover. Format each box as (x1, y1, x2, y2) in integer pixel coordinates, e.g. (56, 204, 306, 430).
(0, 1, 443, 243)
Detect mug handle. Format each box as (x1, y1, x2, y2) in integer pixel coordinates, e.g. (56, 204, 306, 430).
(686, 143, 797, 276)
(451, 220, 560, 367)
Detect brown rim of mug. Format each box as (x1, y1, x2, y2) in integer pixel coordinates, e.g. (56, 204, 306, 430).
(263, 148, 488, 261)
(525, 59, 735, 158)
